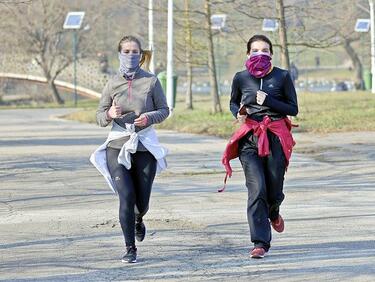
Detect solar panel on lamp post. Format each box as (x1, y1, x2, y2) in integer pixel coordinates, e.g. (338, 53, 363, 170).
(63, 11, 85, 106)
(355, 19, 370, 90)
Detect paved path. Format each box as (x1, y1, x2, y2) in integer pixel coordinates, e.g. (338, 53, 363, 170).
(0, 109, 374, 281)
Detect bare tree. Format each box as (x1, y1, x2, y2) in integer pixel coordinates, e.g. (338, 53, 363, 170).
(184, 0, 193, 109)
(231, 0, 292, 69)
(296, 0, 368, 89)
(230, 0, 369, 89)
(5, 0, 91, 104)
(175, 0, 222, 111)
(135, 0, 222, 112)
(275, 0, 290, 70)
(204, 0, 222, 113)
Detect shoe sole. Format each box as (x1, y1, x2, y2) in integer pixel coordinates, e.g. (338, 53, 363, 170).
(121, 259, 137, 263)
(250, 250, 267, 259)
(135, 228, 146, 242)
(250, 254, 265, 259)
(135, 235, 145, 242)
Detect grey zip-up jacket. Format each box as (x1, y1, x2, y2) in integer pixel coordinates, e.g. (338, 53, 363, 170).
(96, 69, 169, 150)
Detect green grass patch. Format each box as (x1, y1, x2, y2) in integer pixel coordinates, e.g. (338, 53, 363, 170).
(296, 91, 375, 133)
(64, 108, 97, 124)
(299, 68, 354, 81)
(41, 91, 375, 137)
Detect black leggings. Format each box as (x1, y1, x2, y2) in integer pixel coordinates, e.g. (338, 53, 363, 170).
(106, 147, 157, 247)
(239, 130, 286, 251)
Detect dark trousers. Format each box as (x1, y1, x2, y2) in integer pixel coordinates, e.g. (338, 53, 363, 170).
(238, 131, 286, 251)
(106, 147, 157, 247)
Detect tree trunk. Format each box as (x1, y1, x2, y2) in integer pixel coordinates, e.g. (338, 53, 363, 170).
(276, 0, 290, 70)
(343, 39, 364, 90)
(47, 77, 64, 104)
(42, 63, 64, 104)
(204, 0, 222, 113)
(184, 0, 193, 110)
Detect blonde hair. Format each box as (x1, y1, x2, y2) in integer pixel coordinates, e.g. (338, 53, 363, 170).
(140, 50, 152, 71)
(118, 35, 152, 71)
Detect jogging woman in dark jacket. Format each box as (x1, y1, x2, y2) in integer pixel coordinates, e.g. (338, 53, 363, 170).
(225, 34, 298, 258)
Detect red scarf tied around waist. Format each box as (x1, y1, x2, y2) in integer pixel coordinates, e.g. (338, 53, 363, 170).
(220, 116, 296, 192)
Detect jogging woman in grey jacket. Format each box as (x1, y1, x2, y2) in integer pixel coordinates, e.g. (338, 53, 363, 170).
(95, 35, 169, 263)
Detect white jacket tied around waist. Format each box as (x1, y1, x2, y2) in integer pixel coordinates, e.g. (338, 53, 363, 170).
(90, 122, 168, 193)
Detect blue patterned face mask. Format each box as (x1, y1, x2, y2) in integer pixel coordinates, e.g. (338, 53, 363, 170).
(118, 52, 141, 74)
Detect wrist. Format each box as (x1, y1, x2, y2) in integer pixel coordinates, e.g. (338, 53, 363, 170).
(105, 110, 113, 121)
(143, 114, 149, 126)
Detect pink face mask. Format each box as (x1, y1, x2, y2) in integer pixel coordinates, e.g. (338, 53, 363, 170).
(245, 52, 272, 78)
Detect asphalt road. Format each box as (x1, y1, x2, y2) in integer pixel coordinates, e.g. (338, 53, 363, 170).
(0, 108, 374, 281)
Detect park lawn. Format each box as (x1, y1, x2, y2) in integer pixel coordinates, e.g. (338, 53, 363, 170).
(298, 68, 354, 81)
(62, 91, 375, 138)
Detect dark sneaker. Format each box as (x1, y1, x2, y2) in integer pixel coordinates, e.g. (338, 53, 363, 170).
(135, 221, 146, 242)
(122, 246, 137, 263)
(250, 247, 267, 259)
(271, 214, 285, 233)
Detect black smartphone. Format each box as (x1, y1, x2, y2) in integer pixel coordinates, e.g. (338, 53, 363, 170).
(115, 111, 138, 125)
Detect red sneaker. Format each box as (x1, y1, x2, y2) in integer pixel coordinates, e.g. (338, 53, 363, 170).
(250, 247, 267, 259)
(271, 214, 284, 233)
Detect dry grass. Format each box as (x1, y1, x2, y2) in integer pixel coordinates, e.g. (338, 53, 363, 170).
(54, 91, 375, 138)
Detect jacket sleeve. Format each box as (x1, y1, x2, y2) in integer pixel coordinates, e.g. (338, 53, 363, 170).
(144, 78, 170, 125)
(229, 73, 241, 118)
(263, 72, 298, 116)
(96, 80, 113, 127)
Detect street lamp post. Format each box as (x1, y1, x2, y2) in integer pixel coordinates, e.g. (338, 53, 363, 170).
(63, 11, 85, 106)
(211, 14, 227, 96)
(72, 31, 78, 105)
(354, 18, 370, 90)
(167, 0, 174, 112)
(369, 0, 375, 93)
(148, 0, 155, 73)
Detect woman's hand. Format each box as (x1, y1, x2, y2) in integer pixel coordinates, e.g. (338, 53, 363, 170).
(256, 90, 267, 105)
(107, 101, 122, 119)
(134, 114, 148, 127)
(237, 112, 246, 125)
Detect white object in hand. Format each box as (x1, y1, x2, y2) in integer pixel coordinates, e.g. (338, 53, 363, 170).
(256, 90, 267, 105)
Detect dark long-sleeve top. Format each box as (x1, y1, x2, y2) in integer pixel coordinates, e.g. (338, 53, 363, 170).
(229, 67, 298, 121)
(96, 69, 169, 150)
